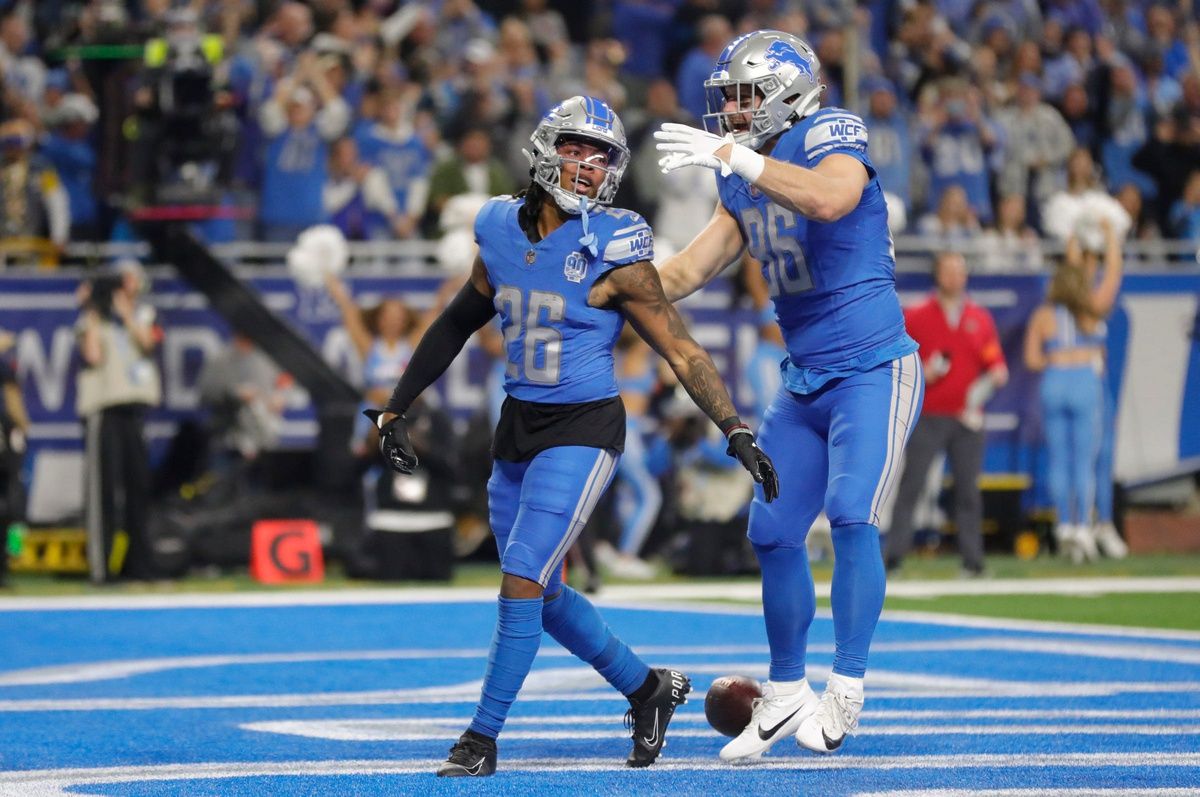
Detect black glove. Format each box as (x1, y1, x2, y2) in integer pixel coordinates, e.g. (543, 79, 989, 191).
(363, 409, 418, 474)
(721, 418, 780, 503)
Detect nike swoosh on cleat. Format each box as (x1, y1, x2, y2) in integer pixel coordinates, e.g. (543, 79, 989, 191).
(821, 729, 844, 750)
(642, 709, 660, 748)
(464, 757, 486, 775)
(757, 706, 804, 741)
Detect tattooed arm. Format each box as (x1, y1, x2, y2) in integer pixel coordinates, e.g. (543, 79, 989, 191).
(596, 260, 779, 499)
(599, 260, 737, 425)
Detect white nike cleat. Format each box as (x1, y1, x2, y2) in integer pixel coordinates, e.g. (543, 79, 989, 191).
(1073, 523, 1100, 562)
(1056, 523, 1097, 564)
(719, 679, 817, 761)
(1093, 522, 1129, 559)
(795, 673, 864, 754)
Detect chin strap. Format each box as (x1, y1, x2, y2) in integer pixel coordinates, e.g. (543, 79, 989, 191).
(578, 195, 598, 258)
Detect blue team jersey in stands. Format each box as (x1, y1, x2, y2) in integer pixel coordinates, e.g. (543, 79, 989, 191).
(354, 124, 432, 210)
(715, 106, 916, 394)
(474, 196, 654, 404)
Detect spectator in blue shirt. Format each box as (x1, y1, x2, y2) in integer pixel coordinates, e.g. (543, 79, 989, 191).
(258, 53, 350, 242)
(1061, 82, 1099, 153)
(1170, 170, 1200, 241)
(673, 14, 731, 123)
(1045, 0, 1105, 36)
(612, 0, 680, 87)
(922, 79, 998, 223)
(41, 94, 98, 240)
(324, 137, 403, 241)
(1101, 60, 1156, 199)
(355, 88, 433, 240)
(433, 0, 497, 66)
(1042, 27, 1093, 103)
(863, 77, 914, 214)
(1145, 4, 1190, 80)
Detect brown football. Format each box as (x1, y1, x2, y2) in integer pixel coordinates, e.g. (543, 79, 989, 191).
(704, 675, 763, 737)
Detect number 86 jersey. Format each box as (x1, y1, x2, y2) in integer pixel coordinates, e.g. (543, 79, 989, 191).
(716, 107, 917, 393)
(474, 195, 654, 404)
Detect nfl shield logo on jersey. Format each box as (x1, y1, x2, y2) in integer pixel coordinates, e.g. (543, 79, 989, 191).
(563, 251, 589, 283)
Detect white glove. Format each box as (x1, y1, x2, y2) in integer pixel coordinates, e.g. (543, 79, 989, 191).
(655, 122, 735, 176)
(657, 122, 768, 181)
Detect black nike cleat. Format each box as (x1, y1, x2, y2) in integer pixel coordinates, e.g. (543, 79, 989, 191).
(436, 729, 497, 777)
(624, 668, 692, 768)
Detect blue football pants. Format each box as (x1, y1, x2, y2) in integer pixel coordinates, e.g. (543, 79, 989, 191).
(748, 352, 924, 679)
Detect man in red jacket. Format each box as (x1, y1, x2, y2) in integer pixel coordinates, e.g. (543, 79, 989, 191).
(886, 251, 1008, 577)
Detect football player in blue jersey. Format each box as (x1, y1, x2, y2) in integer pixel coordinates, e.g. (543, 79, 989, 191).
(365, 95, 778, 777)
(654, 30, 924, 758)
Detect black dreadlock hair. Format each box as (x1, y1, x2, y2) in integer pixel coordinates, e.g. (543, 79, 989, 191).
(515, 179, 546, 242)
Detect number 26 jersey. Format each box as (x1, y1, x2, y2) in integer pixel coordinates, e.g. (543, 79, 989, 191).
(474, 195, 654, 404)
(716, 107, 917, 393)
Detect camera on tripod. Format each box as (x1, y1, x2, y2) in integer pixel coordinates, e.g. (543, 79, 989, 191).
(135, 9, 236, 204)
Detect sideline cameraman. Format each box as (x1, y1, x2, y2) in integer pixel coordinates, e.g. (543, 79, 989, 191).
(130, 8, 236, 204)
(75, 260, 162, 583)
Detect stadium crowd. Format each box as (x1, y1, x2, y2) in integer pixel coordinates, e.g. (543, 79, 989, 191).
(0, 0, 1199, 252)
(0, 0, 1187, 584)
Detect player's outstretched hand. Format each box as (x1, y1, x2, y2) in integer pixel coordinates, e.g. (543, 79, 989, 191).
(727, 430, 780, 503)
(362, 409, 418, 474)
(654, 122, 733, 175)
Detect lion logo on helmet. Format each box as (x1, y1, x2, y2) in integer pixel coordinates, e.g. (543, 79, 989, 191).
(763, 39, 815, 82)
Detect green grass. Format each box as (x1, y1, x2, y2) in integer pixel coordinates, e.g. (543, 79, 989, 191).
(878, 552, 1200, 580)
(875, 592, 1200, 631)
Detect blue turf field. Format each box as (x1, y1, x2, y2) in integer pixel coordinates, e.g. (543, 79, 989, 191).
(1, 595, 1198, 795)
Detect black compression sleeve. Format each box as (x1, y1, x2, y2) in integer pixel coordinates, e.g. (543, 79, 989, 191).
(382, 281, 496, 415)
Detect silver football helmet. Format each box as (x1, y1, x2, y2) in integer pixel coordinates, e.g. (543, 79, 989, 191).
(704, 30, 825, 151)
(524, 96, 630, 214)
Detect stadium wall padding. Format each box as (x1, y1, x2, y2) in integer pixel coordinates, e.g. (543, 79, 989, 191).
(3, 270, 1197, 521)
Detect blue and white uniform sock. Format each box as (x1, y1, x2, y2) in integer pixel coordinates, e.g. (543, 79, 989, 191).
(468, 595, 543, 739)
(753, 542, 816, 682)
(542, 585, 650, 696)
(829, 523, 886, 678)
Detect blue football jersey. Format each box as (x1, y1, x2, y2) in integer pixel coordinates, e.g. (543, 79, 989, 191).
(715, 106, 916, 393)
(354, 124, 432, 211)
(474, 196, 654, 404)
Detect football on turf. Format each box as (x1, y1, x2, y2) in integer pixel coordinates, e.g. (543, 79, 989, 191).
(704, 675, 763, 737)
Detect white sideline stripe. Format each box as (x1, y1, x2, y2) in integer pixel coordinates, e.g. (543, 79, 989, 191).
(0, 645, 769, 686)
(242, 718, 1200, 742)
(3, 577, 1199, 612)
(625, 601, 1200, 643)
(601, 577, 1200, 601)
(6, 633, 1196, 687)
(870, 709, 1200, 720)
(6, 679, 1200, 713)
(2, 753, 1199, 796)
(874, 609, 1200, 642)
(856, 791, 1199, 797)
(229, 708, 1200, 727)
(274, 710, 1200, 729)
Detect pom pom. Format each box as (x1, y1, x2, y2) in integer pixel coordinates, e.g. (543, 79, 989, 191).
(287, 224, 348, 287)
